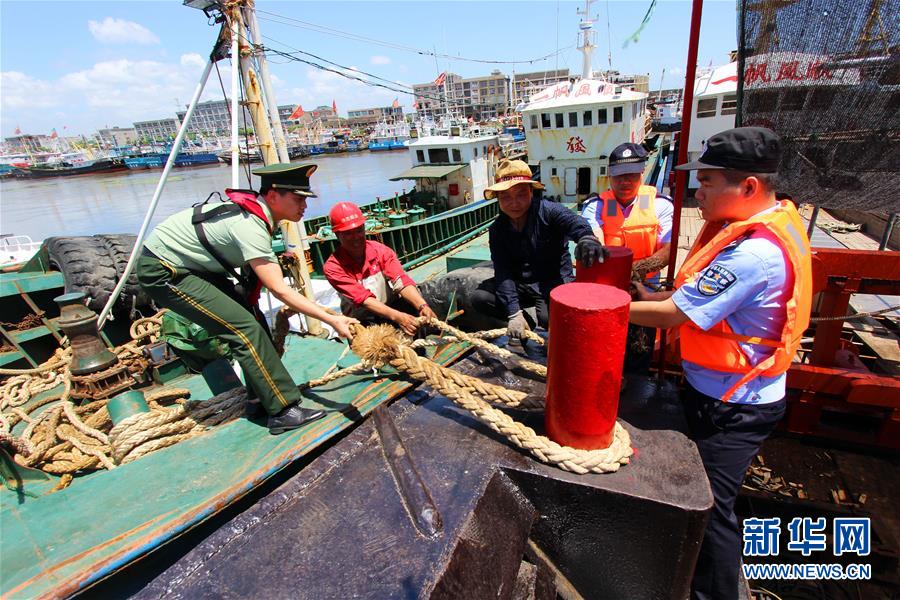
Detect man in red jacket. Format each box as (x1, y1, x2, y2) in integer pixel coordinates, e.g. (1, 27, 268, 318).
(323, 202, 437, 335)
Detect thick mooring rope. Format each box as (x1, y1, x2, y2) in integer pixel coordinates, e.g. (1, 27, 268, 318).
(421, 317, 548, 378)
(0, 311, 245, 482)
(349, 323, 632, 474)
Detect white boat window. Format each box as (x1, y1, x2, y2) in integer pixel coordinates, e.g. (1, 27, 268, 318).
(530, 114, 538, 129)
(583, 110, 593, 126)
(416, 150, 425, 162)
(569, 112, 578, 127)
(541, 113, 551, 128)
(551, 167, 558, 176)
(613, 106, 623, 122)
(600, 166, 607, 175)
(696, 98, 718, 118)
(474, 147, 479, 157)
(555, 113, 564, 128)
(598, 108, 607, 124)
(452, 149, 462, 162)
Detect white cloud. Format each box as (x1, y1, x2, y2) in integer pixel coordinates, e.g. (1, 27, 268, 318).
(88, 17, 159, 45)
(370, 55, 391, 65)
(180, 53, 205, 69)
(0, 72, 58, 109)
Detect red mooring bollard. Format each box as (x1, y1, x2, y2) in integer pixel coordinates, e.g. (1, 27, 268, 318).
(545, 282, 631, 449)
(575, 246, 633, 291)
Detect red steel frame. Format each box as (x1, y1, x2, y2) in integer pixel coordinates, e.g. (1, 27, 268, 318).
(785, 248, 900, 448)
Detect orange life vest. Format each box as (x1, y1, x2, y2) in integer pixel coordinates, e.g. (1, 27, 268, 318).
(673, 201, 812, 402)
(598, 184, 661, 261)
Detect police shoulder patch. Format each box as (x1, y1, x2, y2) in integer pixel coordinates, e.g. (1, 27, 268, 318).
(696, 264, 738, 296)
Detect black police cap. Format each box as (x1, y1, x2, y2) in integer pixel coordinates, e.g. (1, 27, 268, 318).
(676, 126, 782, 173)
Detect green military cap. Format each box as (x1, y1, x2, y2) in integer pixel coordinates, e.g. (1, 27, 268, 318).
(253, 162, 319, 197)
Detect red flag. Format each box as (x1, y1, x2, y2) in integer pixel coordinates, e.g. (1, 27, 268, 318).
(433, 72, 446, 87)
(392, 97, 399, 109)
(14, 125, 21, 135)
(288, 104, 304, 120)
(50, 128, 58, 139)
(332, 99, 337, 113)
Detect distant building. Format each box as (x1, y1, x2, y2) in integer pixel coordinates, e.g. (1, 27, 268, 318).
(97, 127, 138, 147)
(414, 70, 510, 120)
(3, 134, 52, 154)
(176, 99, 250, 137)
(133, 118, 180, 142)
(512, 69, 572, 106)
(346, 105, 404, 127)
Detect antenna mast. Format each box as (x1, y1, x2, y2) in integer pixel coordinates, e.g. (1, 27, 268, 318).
(577, 0, 597, 80)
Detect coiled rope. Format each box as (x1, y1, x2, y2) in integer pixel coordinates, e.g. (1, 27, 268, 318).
(0, 311, 245, 484)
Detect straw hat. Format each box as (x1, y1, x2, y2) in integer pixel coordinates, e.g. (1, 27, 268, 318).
(484, 159, 545, 199)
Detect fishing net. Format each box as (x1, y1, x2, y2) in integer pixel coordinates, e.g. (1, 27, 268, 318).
(736, 0, 899, 210)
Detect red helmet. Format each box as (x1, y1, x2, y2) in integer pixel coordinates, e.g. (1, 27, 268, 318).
(329, 201, 366, 232)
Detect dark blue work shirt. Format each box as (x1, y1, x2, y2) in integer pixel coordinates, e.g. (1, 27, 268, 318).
(489, 197, 593, 315)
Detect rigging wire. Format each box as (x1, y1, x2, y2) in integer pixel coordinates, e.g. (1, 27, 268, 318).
(261, 44, 469, 108)
(233, 28, 468, 109)
(256, 9, 573, 65)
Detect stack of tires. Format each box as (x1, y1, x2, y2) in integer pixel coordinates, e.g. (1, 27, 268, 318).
(45, 234, 152, 316)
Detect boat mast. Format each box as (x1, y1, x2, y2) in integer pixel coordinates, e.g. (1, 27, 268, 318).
(228, 2, 241, 187)
(242, 2, 290, 163)
(235, 0, 322, 335)
(577, 0, 597, 81)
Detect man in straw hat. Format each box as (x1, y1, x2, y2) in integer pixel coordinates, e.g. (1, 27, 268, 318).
(629, 127, 812, 600)
(472, 159, 606, 340)
(137, 163, 358, 435)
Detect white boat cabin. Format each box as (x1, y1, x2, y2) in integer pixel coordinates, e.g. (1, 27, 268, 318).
(686, 62, 738, 188)
(391, 133, 499, 208)
(520, 79, 649, 202)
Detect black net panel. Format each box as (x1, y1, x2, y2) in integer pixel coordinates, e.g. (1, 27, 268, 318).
(737, 0, 899, 210)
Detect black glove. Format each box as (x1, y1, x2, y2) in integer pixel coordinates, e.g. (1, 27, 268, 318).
(575, 235, 606, 267)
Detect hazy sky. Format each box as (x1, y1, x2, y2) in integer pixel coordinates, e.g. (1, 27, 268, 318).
(1, 0, 739, 137)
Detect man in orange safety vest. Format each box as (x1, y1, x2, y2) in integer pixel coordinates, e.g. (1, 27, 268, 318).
(629, 127, 812, 600)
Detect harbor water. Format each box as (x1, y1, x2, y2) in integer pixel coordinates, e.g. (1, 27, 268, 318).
(0, 151, 411, 242)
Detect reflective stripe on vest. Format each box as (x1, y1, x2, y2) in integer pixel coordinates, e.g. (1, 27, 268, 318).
(599, 184, 660, 261)
(672, 201, 813, 402)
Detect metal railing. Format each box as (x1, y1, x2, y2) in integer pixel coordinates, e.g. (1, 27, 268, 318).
(306, 200, 499, 274)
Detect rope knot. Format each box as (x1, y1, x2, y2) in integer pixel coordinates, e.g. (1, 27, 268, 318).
(349, 323, 407, 367)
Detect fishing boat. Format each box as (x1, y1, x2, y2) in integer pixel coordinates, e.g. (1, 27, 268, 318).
(367, 119, 410, 151)
(124, 151, 219, 169)
(519, 75, 650, 203)
(17, 156, 128, 179)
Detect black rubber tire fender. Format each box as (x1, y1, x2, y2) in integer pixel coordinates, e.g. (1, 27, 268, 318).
(94, 234, 152, 309)
(46, 236, 119, 313)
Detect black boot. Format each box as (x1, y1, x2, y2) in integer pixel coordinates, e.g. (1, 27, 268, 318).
(267, 403, 326, 435)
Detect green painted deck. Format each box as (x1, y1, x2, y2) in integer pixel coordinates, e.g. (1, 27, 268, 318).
(0, 335, 470, 599)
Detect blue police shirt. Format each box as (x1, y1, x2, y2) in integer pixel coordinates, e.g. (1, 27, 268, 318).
(672, 220, 792, 404)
